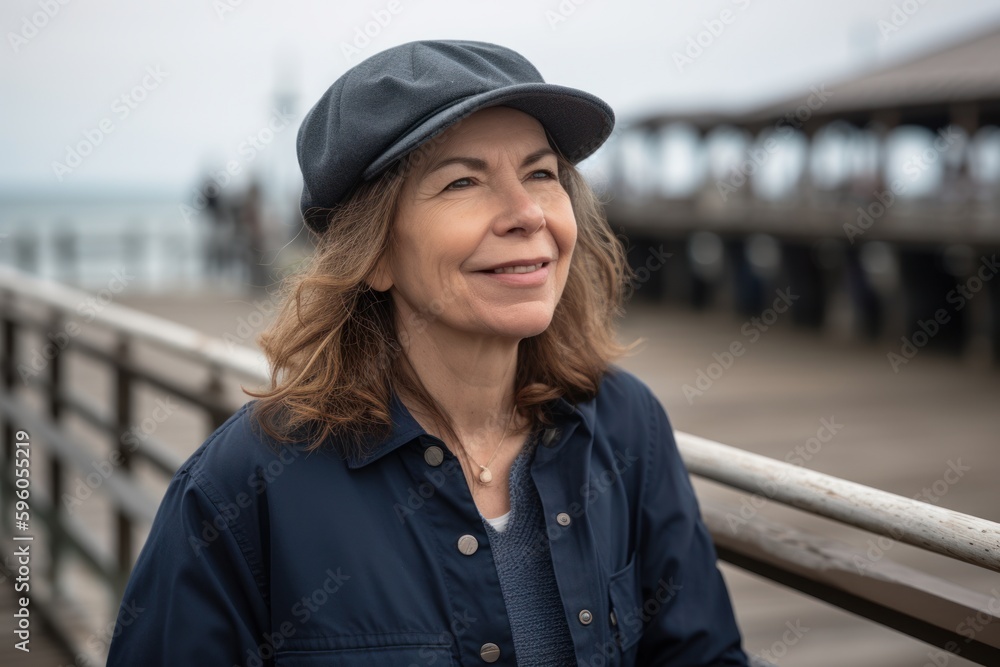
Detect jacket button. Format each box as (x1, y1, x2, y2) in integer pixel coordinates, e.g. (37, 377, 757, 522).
(541, 428, 560, 447)
(578, 609, 593, 625)
(610, 610, 618, 626)
(556, 512, 571, 526)
(423, 445, 444, 466)
(479, 642, 501, 662)
(457, 534, 479, 555)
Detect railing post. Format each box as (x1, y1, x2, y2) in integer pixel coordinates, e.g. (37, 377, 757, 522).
(123, 227, 144, 288)
(14, 233, 38, 274)
(114, 334, 133, 606)
(205, 364, 231, 430)
(54, 228, 77, 286)
(47, 310, 66, 598)
(1, 290, 15, 537)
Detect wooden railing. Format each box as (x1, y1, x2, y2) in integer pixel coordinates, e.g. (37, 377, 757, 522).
(1, 264, 998, 665)
(0, 265, 267, 665)
(679, 432, 1000, 664)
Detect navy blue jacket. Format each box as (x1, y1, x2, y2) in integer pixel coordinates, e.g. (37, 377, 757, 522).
(107, 367, 747, 666)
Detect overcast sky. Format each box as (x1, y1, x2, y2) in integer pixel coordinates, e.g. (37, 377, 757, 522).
(3, 0, 1000, 196)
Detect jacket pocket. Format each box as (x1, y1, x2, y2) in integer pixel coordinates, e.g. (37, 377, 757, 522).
(608, 551, 643, 659)
(275, 633, 456, 666)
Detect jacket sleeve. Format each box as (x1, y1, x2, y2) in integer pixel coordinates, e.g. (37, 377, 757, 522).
(106, 460, 270, 666)
(634, 388, 748, 666)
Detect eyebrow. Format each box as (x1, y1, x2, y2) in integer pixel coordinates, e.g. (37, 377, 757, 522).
(422, 147, 558, 179)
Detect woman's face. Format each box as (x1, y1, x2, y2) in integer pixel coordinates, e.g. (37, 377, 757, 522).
(373, 106, 577, 344)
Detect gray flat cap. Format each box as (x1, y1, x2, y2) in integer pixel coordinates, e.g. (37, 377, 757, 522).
(296, 39, 615, 234)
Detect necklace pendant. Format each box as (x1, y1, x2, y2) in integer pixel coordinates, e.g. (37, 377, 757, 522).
(478, 467, 493, 484)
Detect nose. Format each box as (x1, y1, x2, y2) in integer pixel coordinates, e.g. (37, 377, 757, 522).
(492, 178, 546, 236)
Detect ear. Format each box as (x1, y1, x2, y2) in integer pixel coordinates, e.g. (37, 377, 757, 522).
(365, 254, 393, 292)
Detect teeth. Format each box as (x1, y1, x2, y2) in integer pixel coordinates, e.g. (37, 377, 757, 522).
(493, 263, 543, 274)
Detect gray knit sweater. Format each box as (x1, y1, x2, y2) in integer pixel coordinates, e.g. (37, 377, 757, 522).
(479, 432, 577, 665)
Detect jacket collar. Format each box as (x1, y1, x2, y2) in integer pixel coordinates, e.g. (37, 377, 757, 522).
(344, 391, 596, 470)
(344, 392, 425, 469)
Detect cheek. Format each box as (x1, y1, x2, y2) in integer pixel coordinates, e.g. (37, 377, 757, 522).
(392, 227, 474, 299)
(553, 208, 578, 287)
(566, 218, 579, 249)
(555, 205, 578, 257)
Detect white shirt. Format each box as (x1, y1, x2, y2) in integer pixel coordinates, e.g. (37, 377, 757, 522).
(482, 509, 511, 532)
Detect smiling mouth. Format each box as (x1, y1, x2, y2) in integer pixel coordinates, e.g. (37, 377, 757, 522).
(486, 262, 549, 274)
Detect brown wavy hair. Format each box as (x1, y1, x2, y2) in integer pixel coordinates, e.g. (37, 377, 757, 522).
(245, 148, 635, 459)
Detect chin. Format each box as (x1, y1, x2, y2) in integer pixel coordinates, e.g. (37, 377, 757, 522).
(480, 305, 555, 340)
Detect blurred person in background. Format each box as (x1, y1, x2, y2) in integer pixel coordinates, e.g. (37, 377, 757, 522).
(237, 179, 268, 289)
(106, 40, 748, 666)
(200, 173, 233, 279)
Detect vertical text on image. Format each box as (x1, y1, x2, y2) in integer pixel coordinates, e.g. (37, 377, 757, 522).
(12, 430, 33, 653)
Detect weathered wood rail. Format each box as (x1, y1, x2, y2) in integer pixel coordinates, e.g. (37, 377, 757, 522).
(679, 432, 1000, 664)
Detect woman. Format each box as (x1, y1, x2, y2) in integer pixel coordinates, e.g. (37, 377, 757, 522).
(107, 40, 748, 666)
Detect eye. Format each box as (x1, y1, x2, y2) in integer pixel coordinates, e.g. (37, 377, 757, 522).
(445, 177, 474, 190)
(529, 169, 558, 181)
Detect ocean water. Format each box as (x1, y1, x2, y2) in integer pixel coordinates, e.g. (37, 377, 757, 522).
(0, 192, 282, 292)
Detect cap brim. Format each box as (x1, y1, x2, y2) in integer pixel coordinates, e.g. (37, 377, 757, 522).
(361, 82, 615, 181)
